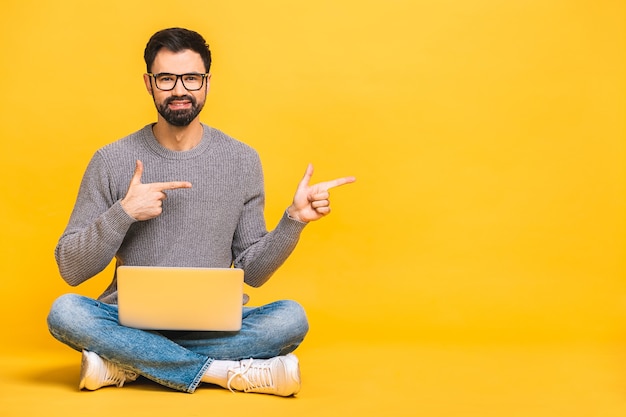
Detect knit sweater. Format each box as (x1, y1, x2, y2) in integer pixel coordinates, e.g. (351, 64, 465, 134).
(55, 124, 307, 304)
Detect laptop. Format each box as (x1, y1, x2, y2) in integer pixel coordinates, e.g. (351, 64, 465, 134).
(116, 266, 244, 331)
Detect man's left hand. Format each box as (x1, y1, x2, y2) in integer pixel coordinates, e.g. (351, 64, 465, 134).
(287, 164, 356, 223)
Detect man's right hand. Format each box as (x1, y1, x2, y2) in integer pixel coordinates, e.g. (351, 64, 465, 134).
(120, 160, 192, 221)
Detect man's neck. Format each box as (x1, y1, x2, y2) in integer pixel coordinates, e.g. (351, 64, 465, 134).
(152, 120, 203, 151)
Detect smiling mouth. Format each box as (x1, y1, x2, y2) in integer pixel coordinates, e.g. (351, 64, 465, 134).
(168, 100, 191, 109)
(165, 95, 195, 108)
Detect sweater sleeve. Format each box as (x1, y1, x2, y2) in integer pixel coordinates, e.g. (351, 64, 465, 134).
(234, 212, 308, 287)
(55, 152, 136, 286)
(231, 155, 307, 287)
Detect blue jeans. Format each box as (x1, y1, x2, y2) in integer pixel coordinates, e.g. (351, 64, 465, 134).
(47, 293, 309, 393)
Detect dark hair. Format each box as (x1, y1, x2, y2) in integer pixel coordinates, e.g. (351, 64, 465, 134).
(144, 27, 212, 73)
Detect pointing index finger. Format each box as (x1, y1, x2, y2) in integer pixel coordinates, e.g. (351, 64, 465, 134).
(319, 175, 356, 191)
(151, 181, 193, 191)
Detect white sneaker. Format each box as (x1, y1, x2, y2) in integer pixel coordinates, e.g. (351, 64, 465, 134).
(227, 354, 301, 396)
(79, 350, 138, 391)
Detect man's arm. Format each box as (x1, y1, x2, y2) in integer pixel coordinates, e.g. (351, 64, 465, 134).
(55, 153, 135, 285)
(55, 157, 191, 286)
(233, 163, 355, 287)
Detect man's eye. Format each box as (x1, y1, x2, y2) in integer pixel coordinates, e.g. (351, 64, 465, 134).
(184, 75, 200, 82)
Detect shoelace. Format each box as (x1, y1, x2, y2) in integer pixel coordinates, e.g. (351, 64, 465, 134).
(227, 359, 274, 393)
(102, 360, 137, 388)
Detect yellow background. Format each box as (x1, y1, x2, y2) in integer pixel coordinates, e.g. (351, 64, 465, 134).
(0, 0, 625, 416)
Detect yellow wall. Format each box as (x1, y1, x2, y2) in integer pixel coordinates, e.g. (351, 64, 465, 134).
(0, 0, 624, 352)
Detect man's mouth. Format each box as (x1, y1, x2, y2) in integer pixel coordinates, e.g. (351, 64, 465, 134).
(168, 100, 191, 109)
(166, 96, 195, 110)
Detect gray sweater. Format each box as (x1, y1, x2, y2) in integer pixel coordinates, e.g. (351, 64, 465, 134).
(55, 124, 307, 304)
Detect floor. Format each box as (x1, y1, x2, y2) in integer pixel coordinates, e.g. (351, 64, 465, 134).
(3, 341, 626, 417)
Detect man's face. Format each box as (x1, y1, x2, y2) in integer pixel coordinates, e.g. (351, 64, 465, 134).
(144, 49, 210, 127)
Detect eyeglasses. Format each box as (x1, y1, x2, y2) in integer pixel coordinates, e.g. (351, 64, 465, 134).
(147, 73, 209, 91)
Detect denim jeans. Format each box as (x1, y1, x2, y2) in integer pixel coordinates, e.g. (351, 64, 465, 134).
(47, 293, 309, 393)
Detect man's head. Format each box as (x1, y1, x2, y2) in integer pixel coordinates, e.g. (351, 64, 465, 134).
(143, 28, 212, 127)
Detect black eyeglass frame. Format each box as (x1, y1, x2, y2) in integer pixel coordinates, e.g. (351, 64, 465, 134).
(147, 72, 210, 91)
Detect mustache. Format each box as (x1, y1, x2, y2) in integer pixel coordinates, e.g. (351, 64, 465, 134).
(164, 95, 197, 106)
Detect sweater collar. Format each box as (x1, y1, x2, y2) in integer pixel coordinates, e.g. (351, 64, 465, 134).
(140, 123, 213, 160)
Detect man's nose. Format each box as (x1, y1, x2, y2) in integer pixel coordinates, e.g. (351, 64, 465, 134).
(172, 76, 188, 95)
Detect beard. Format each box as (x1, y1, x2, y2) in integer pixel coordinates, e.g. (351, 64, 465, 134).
(155, 94, 205, 127)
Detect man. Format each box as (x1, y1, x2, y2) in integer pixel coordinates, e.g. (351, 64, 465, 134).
(47, 27, 355, 396)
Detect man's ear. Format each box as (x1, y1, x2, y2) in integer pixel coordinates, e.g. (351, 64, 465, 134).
(143, 74, 153, 95)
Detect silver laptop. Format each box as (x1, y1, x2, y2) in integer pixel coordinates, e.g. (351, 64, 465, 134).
(117, 266, 244, 331)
